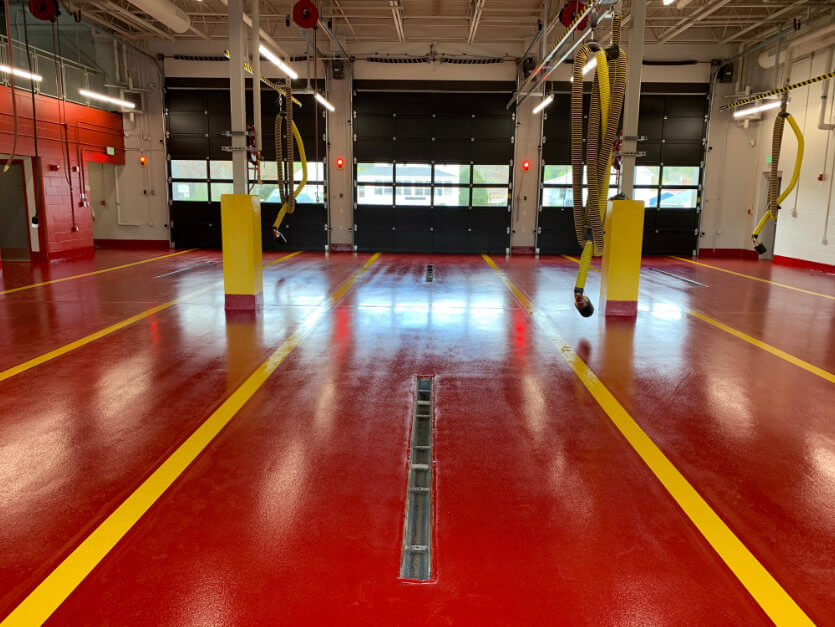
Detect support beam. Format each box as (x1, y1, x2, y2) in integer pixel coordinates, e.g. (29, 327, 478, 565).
(467, 0, 486, 45)
(720, 0, 808, 45)
(218, 0, 290, 60)
(621, 0, 645, 200)
(250, 0, 262, 157)
(228, 0, 247, 194)
(102, 1, 174, 40)
(390, 0, 406, 43)
(658, 0, 733, 44)
(318, 19, 351, 57)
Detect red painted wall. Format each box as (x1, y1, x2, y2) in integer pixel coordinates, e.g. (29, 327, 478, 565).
(0, 85, 125, 260)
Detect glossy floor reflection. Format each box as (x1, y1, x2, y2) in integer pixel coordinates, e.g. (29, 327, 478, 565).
(0, 250, 832, 624)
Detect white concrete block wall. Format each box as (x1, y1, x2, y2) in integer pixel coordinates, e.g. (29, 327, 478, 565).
(770, 52, 835, 266)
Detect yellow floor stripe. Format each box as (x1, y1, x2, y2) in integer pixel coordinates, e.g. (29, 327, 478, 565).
(0, 287, 214, 384)
(562, 255, 834, 383)
(0, 249, 197, 297)
(0, 252, 379, 627)
(483, 254, 812, 625)
(670, 256, 834, 301)
(0, 252, 302, 385)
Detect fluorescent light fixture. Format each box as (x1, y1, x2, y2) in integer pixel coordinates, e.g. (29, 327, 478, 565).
(0, 64, 42, 82)
(733, 100, 781, 119)
(314, 92, 335, 112)
(663, 0, 676, 5)
(259, 44, 298, 80)
(532, 94, 554, 114)
(79, 89, 135, 109)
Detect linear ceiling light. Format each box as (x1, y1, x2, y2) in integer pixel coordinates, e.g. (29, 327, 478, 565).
(314, 92, 335, 112)
(0, 64, 43, 82)
(663, 0, 676, 5)
(259, 44, 298, 80)
(569, 56, 600, 83)
(732, 100, 782, 119)
(532, 94, 554, 114)
(79, 89, 135, 109)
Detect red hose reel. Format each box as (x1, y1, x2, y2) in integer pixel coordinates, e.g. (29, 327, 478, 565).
(28, 0, 59, 21)
(558, 1, 589, 31)
(293, 0, 319, 29)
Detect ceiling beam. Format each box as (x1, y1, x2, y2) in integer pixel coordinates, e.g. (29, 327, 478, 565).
(658, 0, 733, 43)
(389, 0, 406, 42)
(720, 0, 809, 44)
(467, 0, 486, 44)
(101, 1, 174, 40)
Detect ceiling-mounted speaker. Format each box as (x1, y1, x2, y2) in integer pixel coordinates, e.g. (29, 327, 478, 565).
(293, 0, 319, 29)
(28, 0, 59, 21)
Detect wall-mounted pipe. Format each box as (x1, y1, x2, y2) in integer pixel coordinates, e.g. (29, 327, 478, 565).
(124, 0, 190, 34)
(820, 46, 835, 131)
(759, 22, 835, 69)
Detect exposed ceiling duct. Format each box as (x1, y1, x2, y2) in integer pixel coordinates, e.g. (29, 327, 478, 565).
(124, 0, 191, 34)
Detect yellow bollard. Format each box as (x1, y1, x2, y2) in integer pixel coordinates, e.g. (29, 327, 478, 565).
(600, 199, 645, 317)
(221, 194, 263, 310)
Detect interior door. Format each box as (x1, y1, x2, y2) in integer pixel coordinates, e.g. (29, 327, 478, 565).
(0, 162, 30, 260)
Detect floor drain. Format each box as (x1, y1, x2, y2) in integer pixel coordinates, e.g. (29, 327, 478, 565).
(425, 264, 434, 282)
(154, 261, 214, 279)
(647, 267, 707, 287)
(399, 377, 434, 581)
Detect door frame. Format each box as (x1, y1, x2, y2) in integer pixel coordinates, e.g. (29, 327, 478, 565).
(0, 158, 33, 261)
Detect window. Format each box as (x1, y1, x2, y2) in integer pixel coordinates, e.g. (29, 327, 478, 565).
(172, 181, 208, 202)
(660, 188, 698, 208)
(262, 184, 325, 204)
(355, 162, 510, 208)
(357, 184, 392, 205)
(543, 164, 700, 210)
(210, 182, 234, 202)
(171, 160, 207, 179)
(473, 165, 509, 184)
(472, 187, 508, 206)
(434, 187, 469, 206)
(661, 166, 699, 186)
(357, 162, 393, 183)
(209, 161, 233, 180)
(396, 163, 432, 184)
(541, 165, 614, 208)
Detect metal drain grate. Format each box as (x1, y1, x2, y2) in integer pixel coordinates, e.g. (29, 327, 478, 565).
(399, 377, 434, 581)
(154, 261, 214, 279)
(425, 264, 434, 282)
(647, 267, 707, 287)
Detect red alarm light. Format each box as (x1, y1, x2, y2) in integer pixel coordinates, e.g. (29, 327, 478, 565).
(139, 155, 148, 167)
(336, 157, 345, 169)
(522, 159, 531, 171)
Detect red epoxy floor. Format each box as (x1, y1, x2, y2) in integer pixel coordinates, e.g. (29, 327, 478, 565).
(0, 251, 832, 624)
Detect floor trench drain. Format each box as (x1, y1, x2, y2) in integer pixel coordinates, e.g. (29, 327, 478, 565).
(425, 265, 434, 282)
(399, 377, 434, 581)
(154, 261, 214, 279)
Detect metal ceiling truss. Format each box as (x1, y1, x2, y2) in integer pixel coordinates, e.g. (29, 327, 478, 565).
(70, 0, 835, 48)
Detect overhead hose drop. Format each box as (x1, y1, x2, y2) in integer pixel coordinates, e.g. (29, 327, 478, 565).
(570, 13, 628, 317)
(751, 102, 804, 254)
(272, 78, 307, 242)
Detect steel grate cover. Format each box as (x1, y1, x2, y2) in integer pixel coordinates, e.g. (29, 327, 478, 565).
(399, 377, 434, 581)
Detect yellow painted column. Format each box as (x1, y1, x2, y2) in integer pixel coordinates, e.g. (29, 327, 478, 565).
(600, 199, 645, 317)
(221, 194, 263, 310)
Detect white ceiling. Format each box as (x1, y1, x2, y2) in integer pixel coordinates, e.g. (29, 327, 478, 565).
(75, 0, 835, 53)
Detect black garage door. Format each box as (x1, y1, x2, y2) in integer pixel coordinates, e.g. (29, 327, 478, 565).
(353, 81, 515, 253)
(538, 82, 708, 255)
(166, 77, 328, 251)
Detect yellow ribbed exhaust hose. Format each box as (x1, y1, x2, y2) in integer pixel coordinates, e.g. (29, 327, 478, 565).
(752, 113, 804, 246)
(752, 211, 772, 238)
(574, 51, 611, 295)
(776, 114, 803, 205)
(273, 122, 308, 232)
(574, 241, 594, 291)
